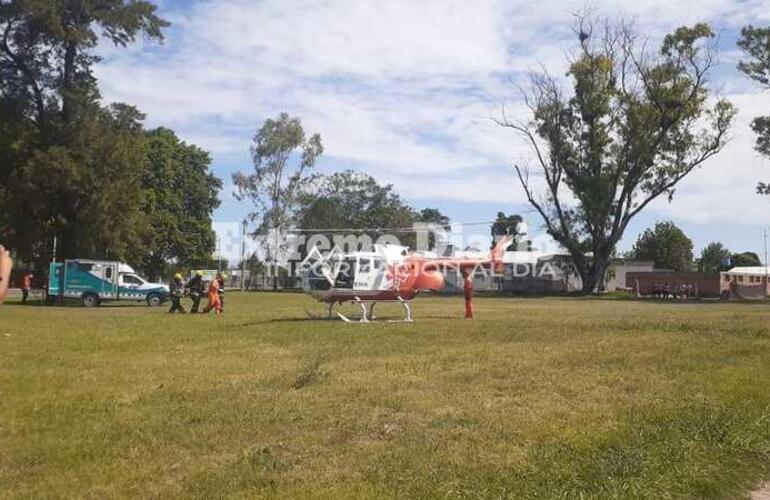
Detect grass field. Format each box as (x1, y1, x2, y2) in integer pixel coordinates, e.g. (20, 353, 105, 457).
(1, 293, 770, 499)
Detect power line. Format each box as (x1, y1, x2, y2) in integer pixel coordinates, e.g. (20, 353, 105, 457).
(285, 220, 498, 233)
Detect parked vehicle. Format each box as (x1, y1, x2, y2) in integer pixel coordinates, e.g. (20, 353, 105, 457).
(48, 260, 169, 307)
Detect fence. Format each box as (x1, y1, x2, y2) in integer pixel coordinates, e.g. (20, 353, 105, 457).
(626, 272, 721, 298)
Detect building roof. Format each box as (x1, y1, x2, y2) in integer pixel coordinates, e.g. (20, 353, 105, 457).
(725, 266, 770, 275)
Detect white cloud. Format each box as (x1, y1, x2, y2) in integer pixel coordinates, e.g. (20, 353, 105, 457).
(94, 0, 770, 232)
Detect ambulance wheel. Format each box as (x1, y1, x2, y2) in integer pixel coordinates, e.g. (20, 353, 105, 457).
(146, 293, 162, 307)
(82, 293, 100, 308)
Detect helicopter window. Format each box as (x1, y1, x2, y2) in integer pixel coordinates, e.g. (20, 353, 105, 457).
(334, 258, 356, 288)
(359, 258, 371, 274)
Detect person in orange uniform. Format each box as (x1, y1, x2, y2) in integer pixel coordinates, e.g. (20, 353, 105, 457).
(201, 278, 222, 315)
(462, 268, 474, 319)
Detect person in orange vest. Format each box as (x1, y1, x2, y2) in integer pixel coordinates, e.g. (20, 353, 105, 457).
(0, 245, 11, 305)
(462, 267, 474, 319)
(201, 278, 222, 315)
(21, 271, 33, 304)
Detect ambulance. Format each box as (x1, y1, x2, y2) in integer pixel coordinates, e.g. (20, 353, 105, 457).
(48, 259, 170, 307)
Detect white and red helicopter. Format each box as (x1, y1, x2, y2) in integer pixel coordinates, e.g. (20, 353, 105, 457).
(298, 235, 513, 322)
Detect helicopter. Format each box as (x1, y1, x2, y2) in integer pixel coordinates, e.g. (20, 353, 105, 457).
(298, 235, 513, 322)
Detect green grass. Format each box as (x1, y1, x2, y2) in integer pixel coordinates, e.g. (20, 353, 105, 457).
(1, 293, 769, 498)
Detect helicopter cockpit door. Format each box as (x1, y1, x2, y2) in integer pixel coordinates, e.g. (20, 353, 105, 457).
(353, 257, 377, 290)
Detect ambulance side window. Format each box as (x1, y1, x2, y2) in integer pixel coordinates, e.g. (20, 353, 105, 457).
(359, 258, 371, 274)
(105, 268, 112, 279)
(123, 275, 141, 285)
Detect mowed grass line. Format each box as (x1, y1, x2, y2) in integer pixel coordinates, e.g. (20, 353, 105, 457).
(0, 293, 769, 498)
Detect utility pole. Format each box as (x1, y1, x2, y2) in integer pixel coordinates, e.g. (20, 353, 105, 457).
(241, 219, 247, 292)
(762, 226, 767, 296)
(217, 235, 222, 274)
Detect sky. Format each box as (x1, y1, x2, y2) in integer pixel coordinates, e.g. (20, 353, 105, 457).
(94, 0, 770, 261)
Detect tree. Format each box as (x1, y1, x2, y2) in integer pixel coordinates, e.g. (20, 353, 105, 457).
(499, 18, 734, 292)
(0, 0, 169, 262)
(700, 242, 731, 272)
(294, 170, 449, 253)
(415, 208, 451, 250)
(731, 251, 761, 268)
(736, 25, 770, 193)
(631, 221, 693, 271)
(233, 113, 323, 289)
(7, 103, 150, 263)
(139, 128, 222, 280)
(0, 0, 168, 132)
(491, 212, 529, 250)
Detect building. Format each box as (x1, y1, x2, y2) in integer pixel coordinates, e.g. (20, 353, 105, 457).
(719, 267, 770, 298)
(443, 251, 656, 294)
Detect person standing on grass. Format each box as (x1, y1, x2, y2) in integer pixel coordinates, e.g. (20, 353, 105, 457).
(216, 272, 225, 314)
(462, 268, 474, 319)
(0, 245, 11, 305)
(201, 277, 222, 316)
(21, 271, 32, 304)
(168, 273, 186, 314)
(186, 270, 204, 313)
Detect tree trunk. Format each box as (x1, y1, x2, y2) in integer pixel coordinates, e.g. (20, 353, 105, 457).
(61, 41, 77, 125)
(581, 253, 610, 294)
(60, 223, 78, 260)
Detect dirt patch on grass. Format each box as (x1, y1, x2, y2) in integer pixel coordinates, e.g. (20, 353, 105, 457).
(751, 482, 770, 500)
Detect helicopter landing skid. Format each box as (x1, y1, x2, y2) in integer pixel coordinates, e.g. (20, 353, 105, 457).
(318, 296, 414, 323)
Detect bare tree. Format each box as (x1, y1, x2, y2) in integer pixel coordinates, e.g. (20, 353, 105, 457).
(498, 18, 734, 292)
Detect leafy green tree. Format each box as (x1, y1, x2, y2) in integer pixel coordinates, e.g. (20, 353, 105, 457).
(294, 170, 449, 253)
(414, 207, 450, 250)
(491, 212, 522, 237)
(737, 25, 770, 193)
(490, 212, 529, 250)
(731, 251, 762, 268)
(7, 103, 150, 262)
(0, 0, 167, 131)
(139, 128, 222, 280)
(233, 113, 323, 289)
(700, 242, 731, 272)
(0, 0, 168, 262)
(416, 208, 450, 228)
(631, 221, 693, 271)
(499, 18, 734, 292)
